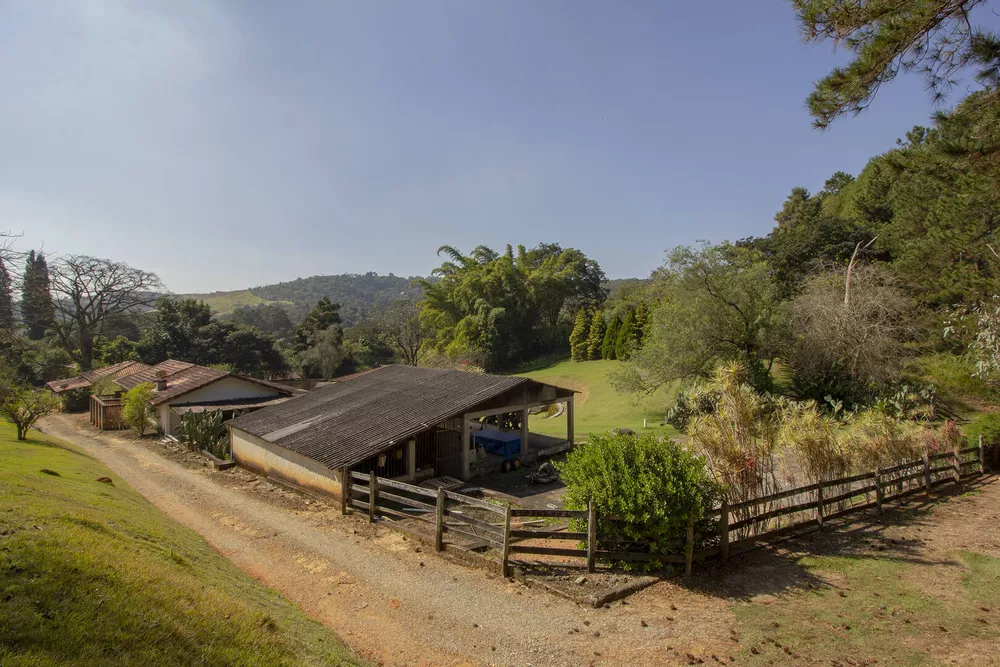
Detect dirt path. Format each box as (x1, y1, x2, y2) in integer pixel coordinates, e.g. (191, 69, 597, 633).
(39, 415, 726, 667)
(38, 414, 1000, 666)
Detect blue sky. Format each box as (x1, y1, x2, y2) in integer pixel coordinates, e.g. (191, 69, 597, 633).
(1, 1, 992, 292)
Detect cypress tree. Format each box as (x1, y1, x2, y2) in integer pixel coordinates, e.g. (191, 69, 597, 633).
(0, 260, 13, 330)
(633, 301, 649, 346)
(569, 309, 589, 362)
(585, 310, 606, 360)
(21, 251, 56, 339)
(615, 310, 636, 360)
(601, 314, 621, 360)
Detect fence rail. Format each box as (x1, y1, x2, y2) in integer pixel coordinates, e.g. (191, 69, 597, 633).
(345, 439, 988, 579)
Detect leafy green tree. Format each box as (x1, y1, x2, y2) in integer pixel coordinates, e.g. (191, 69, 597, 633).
(585, 310, 606, 360)
(99, 335, 138, 365)
(0, 385, 61, 440)
(601, 314, 621, 360)
(569, 309, 589, 362)
(121, 383, 155, 436)
(225, 304, 294, 337)
(614, 243, 788, 393)
(377, 299, 428, 366)
(557, 432, 718, 566)
(614, 310, 636, 361)
(773, 186, 821, 230)
(20, 251, 55, 340)
(299, 326, 345, 379)
(295, 297, 342, 351)
(136, 298, 213, 363)
(791, 0, 1000, 128)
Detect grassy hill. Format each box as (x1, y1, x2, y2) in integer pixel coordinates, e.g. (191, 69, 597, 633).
(182, 289, 290, 315)
(518, 358, 679, 440)
(0, 424, 361, 666)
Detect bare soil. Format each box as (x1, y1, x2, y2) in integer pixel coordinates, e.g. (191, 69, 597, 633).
(39, 414, 1000, 666)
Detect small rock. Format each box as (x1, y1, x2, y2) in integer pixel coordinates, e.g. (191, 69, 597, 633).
(419, 562, 425, 567)
(583, 620, 590, 626)
(40, 469, 60, 477)
(641, 620, 648, 627)
(593, 631, 600, 637)
(575, 576, 588, 585)
(95, 476, 113, 484)
(838, 591, 848, 598)
(389, 599, 400, 609)
(472, 623, 479, 628)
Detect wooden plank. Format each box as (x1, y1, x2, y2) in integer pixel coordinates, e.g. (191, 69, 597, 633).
(443, 489, 507, 514)
(443, 523, 501, 546)
(684, 518, 694, 576)
(510, 529, 588, 540)
(730, 499, 821, 532)
(923, 449, 932, 495)
(719, 498, 730, 562)
(730, 481, 820, 511)
(368, 472, 377, 523)
(980, 435, 986, 475)
(929, 464, 954, 475)
(836, 470, 877, 486)
(587, 500, 597, 574)
(929, 451, 953, 462)
(501, 506, 512, 577)
(373, 476, 438, 498)
(435, 487, 445, 552)
(376, 503, 435, 524)
(816, 481, 824, 528)
(339, 467, 349, 516)
(874, 468, 883, 513)
(730, 517, 821, 550)
(350, 470, 370, 482)
(509, 508, 589, 518)
(444, 511, 504, 536)
(508, 545, 588, 558)
(823, 483, 877, 506)
(880, 459, 923, 476)
(694, 545, 722, 561)
(960, 445, 981, 455)
(349, 499, 370, 512)
(594, 550, 686, 563)
(377, 490, 436, 512)
(349, 483, 370, 497)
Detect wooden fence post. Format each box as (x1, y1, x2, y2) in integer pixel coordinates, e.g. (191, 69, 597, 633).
(923, 449, 932, 496)
(368, 472, 378, 523)
(874, 467, 884, 514)
(586, 500, 597, 573)
(501, 505, 512, 578)
(340, 467, 349, 516)
(435, 487, 446, 552)
(816, 481, 824, 529)
(719, 498, 730, 563)
(684, 516, 695, 577)
(979, 434, 985, 475)
(953, 441, 961, 484)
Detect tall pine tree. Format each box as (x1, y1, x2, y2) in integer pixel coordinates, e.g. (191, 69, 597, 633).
(615, 310, 636, 360)
(21, 251, 55, 339)
(601, 314, 621, 360)
(569, 309, 589, 362)
(585, 310, 606, 360)
(0, 259, 13, 330)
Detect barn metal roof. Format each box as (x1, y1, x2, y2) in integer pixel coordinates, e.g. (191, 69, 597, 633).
(227, 365, 536, 470)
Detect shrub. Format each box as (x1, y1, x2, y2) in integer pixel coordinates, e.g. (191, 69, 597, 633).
(177, 410, 231, 459)
(780, 402, 854, 483)
(557, 432, 718, 567)
(121, 383, 155, 436)
(0, 387, 61, 440)
(965, 412, 1000, 448)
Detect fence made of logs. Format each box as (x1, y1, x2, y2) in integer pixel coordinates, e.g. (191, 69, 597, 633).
(344, 439, 987, 578)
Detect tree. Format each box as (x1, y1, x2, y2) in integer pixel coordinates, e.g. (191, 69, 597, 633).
(633, 301, 649, 346)
(99, 335, 138, 365)
(225, 304, 294, 337)
(136, 298, 213, 364)
(0, 260, 13, 331)
(377, 299, 428, 366)
(791, 0, 1000, 128)
(613, 243, 788, 393)
(601, 314, 621, 360)
(0, 386, 61, 440)
(121, 383, 155, 436)
(21, 251, 55, 340)
(773, 186, 821, 231)
(295, 297, 342, 351)
(585, 310, 606, 360)
(614, 310, 636, 361)
(569, 309, 589, 362)
(299, 326, 346, 378)
(49, 256, 163, 371)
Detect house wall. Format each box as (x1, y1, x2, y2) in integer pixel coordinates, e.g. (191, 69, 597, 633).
(172, 377, 282, 404)
(230, 427, 344, 500)
(158, 405, 173, 435)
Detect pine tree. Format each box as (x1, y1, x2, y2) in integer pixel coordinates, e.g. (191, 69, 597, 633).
(0, 260, 13, 330)
(633, 301, 649, 347)
(569, 309, 589, 362)
(585, 310, 606, 360)
(615, 310, 636, 360)
(21, 251, 55, 340)
(601, 314, 621, 360)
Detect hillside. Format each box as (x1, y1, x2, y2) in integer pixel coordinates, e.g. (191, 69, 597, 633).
(518, 358, 678, 439)
(0, 424, 361, 666)
(182, 289, 291, 315)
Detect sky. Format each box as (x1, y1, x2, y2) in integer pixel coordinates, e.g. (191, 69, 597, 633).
(1, 1, 995, 293)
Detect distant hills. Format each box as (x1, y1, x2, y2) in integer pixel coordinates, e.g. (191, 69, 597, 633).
(185, 273, 649, 328)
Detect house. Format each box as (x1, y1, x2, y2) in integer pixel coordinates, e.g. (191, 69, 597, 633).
(87, 360, 299, 433)
(46, 360, 152, 395)
(226, 365, 576, 500)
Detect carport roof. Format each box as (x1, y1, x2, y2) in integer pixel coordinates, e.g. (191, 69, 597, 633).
(227, 365, 570, 470)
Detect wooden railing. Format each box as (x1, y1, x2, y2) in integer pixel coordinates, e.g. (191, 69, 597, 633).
(344, 440, 988, 578)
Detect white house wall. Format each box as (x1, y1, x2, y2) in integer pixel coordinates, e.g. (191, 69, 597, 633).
(171, 376, 282, 404)
(230, 427, 344, 500)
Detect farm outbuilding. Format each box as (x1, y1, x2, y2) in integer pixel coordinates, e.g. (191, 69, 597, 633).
(226, 365, 576, 500)
(46, 360, 152, 396)
(87, 359, 299, 433)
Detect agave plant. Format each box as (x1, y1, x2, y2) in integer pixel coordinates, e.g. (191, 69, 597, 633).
(177, 409, 230, 460)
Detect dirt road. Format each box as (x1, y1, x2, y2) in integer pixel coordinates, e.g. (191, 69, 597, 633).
(39, 415, 730, 667)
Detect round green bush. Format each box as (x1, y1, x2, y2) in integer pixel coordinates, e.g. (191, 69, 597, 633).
(557, 432, 718, 567)
(965, 412, 1000, 447)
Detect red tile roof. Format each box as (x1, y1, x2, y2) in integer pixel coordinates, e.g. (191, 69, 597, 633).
(114, 359, 296, 406)
(46, 361, 152, 394)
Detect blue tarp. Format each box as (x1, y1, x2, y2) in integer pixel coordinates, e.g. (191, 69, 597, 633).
(473, 429, 522, 459)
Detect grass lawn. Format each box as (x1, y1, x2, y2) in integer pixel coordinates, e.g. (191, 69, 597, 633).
(181, 289, 291, 315)
(733, 550, 1000, 665)
(517, 358, 679, 440)
(0, 424, 362, 666)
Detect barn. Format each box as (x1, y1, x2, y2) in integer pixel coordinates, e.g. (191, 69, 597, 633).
(226, 365, 576, 500)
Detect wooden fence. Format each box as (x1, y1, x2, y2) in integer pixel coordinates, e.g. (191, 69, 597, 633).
(345, 440, 987, 578)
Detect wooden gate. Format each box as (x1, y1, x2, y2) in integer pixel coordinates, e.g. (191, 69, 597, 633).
(434, 429, 464, 478)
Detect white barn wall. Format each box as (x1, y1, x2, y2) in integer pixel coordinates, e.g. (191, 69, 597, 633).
(231, 426, 344, 500)
(172, 377, 282, 404)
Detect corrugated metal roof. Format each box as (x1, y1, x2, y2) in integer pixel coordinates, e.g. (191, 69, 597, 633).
(228, 365, 531, 470)
(170, 396, 293, 414)
(46, 361, 152, 393)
